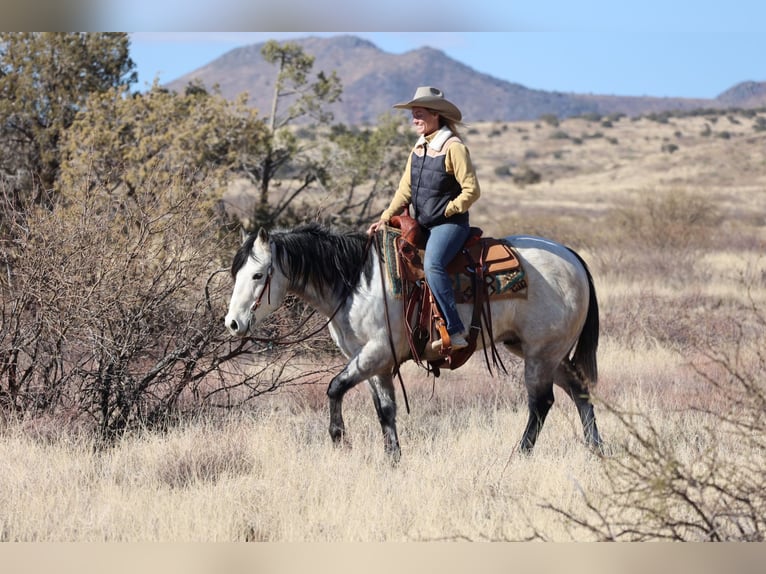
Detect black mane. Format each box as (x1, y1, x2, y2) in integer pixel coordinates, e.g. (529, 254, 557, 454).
(231, 232, 258, 279)
(232, 223, 374, 300)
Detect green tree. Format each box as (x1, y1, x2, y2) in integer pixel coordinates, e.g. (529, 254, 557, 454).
(0, 33, 136, 207)
(244, 40, 342, 230)
(58, 81, 269, 227)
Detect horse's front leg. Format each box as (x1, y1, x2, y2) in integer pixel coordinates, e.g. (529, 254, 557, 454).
(326, 339, 395, 449)
(369, 374, 400, 462)
(327, 339, 393, 400)
(328, 395, 348, 448)
(328, 374, 401, 462)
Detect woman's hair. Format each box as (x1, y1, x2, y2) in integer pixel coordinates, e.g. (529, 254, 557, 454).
(438, 115, 464, 140)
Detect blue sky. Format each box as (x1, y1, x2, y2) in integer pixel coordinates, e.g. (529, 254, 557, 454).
(124, 2, 765, 100)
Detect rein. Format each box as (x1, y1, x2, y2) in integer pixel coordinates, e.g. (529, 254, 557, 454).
(374, 231, 411, 415)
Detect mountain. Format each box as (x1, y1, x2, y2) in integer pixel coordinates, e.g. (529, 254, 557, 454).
(716, 81, 766, 108)
(165, 35, 766, 125)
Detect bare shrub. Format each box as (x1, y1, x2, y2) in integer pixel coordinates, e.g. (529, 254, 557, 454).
(590, 188, 722, 283)
(546, 289, 766, 541)
(0, 175, 329, 441)
(609, 188, 720, 251)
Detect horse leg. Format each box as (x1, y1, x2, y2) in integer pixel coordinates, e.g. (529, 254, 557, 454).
(326, 340, 396, 454)
(368, 374, 400, 462)
(327, 340, 393, 400)
(520, 358, 556, 454)
(555, 362, 604, 453)
(328, 395, 349, 448)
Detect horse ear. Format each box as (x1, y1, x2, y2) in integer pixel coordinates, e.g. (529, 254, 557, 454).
(256, 227, 269, 245)
(240, 227, 248, 244)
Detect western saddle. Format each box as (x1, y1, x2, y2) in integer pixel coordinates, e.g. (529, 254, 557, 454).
(385, 209, 526, 374)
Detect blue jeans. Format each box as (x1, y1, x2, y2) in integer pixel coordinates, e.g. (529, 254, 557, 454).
(423, 221, 470, 336)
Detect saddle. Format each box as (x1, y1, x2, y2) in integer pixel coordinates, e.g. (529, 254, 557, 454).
(387, 209, 527, 374)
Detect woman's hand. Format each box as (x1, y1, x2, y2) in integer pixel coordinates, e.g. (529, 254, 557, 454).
(367, 220, 385, 236)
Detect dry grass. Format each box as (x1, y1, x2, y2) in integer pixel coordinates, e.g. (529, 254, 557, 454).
(2, 109, 765, 541)
(0, 382, 666, 541)
(0, 359, 754, 542)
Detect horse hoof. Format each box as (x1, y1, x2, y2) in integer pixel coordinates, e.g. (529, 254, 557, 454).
(590, 440, 609, 457)
(329, 426, 351, 449)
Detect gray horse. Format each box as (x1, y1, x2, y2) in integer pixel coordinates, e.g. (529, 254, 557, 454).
(225, 223, 602, 461)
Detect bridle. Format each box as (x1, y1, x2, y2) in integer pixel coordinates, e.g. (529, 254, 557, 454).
(241, 237, 370, 347)
(249, 263, 274, 316)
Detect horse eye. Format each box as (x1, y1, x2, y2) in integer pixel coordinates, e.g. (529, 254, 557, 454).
(252, 273, 263, 281)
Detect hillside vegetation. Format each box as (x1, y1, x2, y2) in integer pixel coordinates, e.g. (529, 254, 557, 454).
(466, 109, 766, 237)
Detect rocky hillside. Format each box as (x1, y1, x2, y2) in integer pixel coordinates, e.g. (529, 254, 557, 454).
(165, 35, 766, 125)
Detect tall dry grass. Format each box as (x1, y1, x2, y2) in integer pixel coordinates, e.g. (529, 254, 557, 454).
(0, 341, 757, 542)
(0, 379, 667, 542)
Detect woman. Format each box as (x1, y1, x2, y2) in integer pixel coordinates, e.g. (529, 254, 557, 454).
(367, 86, 481, 352)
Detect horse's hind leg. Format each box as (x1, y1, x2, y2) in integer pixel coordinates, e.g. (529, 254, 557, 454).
(368, 374, 401, 462)
(554, 362, 603, 453)
(520, 358, 556, 453)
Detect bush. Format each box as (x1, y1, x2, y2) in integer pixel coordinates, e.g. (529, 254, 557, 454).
(607, 188, 720, 251)
(579, 112, 602, 123)
(539, 113, 559, 127)
(493, 164, 514, 178)
(523, 149, 539, 160)
(646, 112, 671, 124)
(547, 296, 766, 541)
(0, 175, 305, 441)
(512, 165, 542, 187)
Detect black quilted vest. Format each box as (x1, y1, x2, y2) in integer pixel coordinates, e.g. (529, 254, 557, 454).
(410, 140, 468, 229)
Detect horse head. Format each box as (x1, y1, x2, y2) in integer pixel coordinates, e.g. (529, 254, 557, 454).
(225, 227, 286, 337)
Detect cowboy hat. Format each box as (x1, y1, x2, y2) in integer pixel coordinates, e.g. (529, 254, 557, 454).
(393, 86, 462, 123)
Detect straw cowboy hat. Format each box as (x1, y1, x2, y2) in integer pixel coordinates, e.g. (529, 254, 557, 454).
(393, 86, 462, 123)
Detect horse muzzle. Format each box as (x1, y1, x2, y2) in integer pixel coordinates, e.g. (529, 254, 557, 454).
(224, 313, 250, 337)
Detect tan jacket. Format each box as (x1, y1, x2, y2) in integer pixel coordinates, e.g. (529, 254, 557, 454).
(380, 127, 481, 223)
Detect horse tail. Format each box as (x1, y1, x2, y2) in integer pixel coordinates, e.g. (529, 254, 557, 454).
(568, 248, 599, 385)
